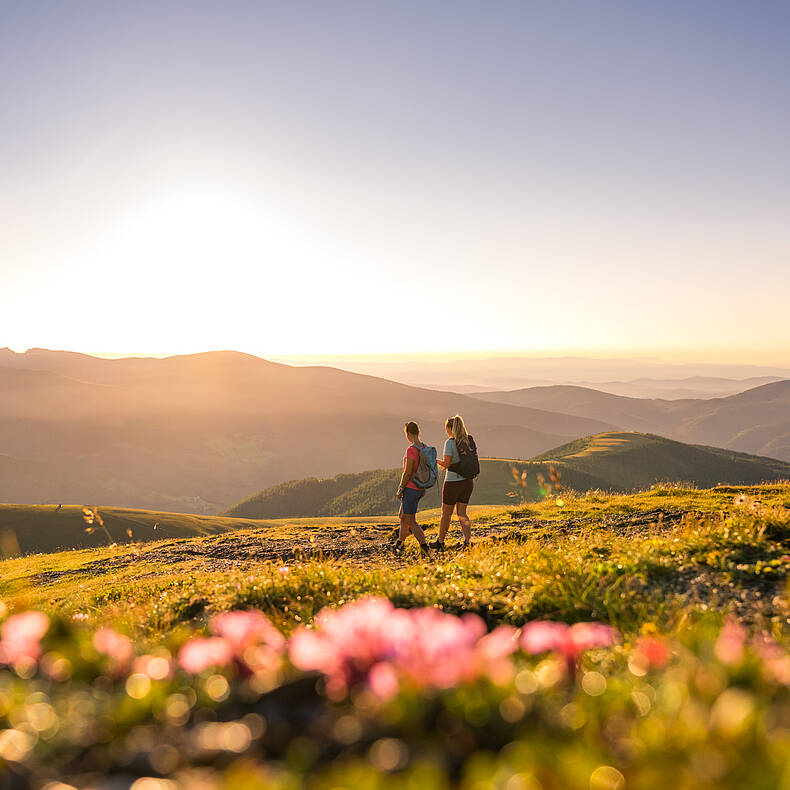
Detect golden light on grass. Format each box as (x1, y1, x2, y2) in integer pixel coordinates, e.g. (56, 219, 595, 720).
(0, 728, 35, 762)
(581, 671, 607, 696)
(205, 673, 230, 702)
(125, 672, 152, 699)
(590, 766, 626, 790)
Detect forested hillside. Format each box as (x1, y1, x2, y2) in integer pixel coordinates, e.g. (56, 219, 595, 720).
(225, 432, 790, 518)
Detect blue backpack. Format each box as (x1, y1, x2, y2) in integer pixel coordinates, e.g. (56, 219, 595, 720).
(412, 443, 439, 489)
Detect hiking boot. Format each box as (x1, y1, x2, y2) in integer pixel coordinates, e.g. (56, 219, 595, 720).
(393, 540, 405, 555)
(388, 528, 400, 542)
(461, 541, 472, 551)
(419, 542, 432, 557)
(429, 539, 446, 552)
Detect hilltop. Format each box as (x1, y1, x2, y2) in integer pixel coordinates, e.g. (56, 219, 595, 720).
(3, 483, 789, 629)
(224, 432, 790, 518)
(0, 503, 257, 556)
(2, 482, 790, 789)
(532, 431, 790, 490)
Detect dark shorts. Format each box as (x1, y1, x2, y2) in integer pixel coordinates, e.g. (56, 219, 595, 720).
(443, 479, 474, 506)
(400, 487, 425, 515)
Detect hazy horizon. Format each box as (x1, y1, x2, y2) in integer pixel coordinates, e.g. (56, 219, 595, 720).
(4, 346, 790, 368)
(6, 346, 790, 374)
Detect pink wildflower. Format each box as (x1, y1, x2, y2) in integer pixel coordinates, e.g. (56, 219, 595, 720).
(633, 636, 671, 670)
(210, 610, 286, 654)
(478, 625, 521, 660)
(569, 622, 620, 651)
(290, 628, 341, 676)
(715, 620, 746, 666)
(369, 662, 400, 701)
(178, 637, 233, 674)
(278, 566, 290, 576)
(290, 597, 517, 698)
(0, 611, 49, 664)
(132, 654, 173, 680)
(476, 624, 521, 684)
(752, 633, 790, 685)
(93, 627, 134, 669)
(521, 620, 619, 676)
(521, 621, 569, 655)
(290, 597, 406, 690)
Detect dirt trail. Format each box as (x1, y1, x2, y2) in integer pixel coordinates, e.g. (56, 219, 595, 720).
(32, 509, 687, 583)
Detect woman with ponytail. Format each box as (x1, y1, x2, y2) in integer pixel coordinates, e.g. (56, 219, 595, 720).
(433, 414, 476, 551)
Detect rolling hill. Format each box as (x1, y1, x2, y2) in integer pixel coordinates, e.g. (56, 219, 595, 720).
(224, 432, 790, 518)
(0, 348, 612, 512)
(0, 503, 257, 556)
(472, 380, 790, 461)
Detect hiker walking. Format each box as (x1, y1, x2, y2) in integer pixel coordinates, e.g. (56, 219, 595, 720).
(394, 420, 437, 555)
(433, 414, 479, 551)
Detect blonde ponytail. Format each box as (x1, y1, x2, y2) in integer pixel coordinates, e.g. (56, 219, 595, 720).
(446, 414, 470, 452)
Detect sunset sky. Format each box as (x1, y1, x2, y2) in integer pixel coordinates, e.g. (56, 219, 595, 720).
(1, 1, 788, 359)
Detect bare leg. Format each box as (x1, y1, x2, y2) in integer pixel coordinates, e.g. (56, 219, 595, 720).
(456, 502, 472, 543)
(398, 510, 411, 541)
(438, 503, 454, 542)
(405, 514, 427, 545)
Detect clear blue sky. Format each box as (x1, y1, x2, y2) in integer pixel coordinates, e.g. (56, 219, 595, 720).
(1, 1, 788, 358)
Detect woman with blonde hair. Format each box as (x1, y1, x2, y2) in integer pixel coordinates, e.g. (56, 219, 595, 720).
(433, 414, 479, 551)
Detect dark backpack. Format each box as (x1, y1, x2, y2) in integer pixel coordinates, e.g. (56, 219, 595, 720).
(449, 435, 480, 480)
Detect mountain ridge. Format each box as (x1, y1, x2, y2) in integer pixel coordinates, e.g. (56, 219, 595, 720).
(471, 380, 790, 461)
(0, 348, 612, 512)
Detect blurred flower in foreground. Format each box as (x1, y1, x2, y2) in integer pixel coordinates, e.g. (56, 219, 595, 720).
(752, 633, 790, 685)
(0, 611, 49, 665)
(629, 636, 671, 675)
(179, 637, 234, 674)
(178, 610, 288, 676)
(715, 619, 746, 666)
(93, 627, 134, 671)
(521, 620, 620, 676)
(210, 609, 286, 654)
(133, 653, 173, 681)
(291, 597, 520, 700)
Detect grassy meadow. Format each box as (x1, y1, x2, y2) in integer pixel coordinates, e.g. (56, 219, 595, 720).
(2, 482, 790, 788)
(3, 483, 790, 638)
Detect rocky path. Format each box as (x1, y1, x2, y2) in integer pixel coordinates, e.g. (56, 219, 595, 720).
(33, 508, 688, 583)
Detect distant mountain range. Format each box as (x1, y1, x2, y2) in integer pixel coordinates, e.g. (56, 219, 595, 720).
(2, 348, 788, 514)
(301, 355, 790, 397)
(224, 432, 790, 518)
(0, 348, 609, 512)
(469, 381, 790, 462)
(574, 376, 784, 400)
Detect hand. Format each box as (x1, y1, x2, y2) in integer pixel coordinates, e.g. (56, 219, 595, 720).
(396, 487, 404, 499)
